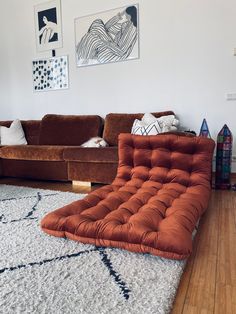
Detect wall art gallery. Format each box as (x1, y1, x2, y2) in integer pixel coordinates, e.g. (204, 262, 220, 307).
(32, 2, 139, 91)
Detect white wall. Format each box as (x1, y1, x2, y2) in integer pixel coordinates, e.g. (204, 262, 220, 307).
(0, 0, 236, 163)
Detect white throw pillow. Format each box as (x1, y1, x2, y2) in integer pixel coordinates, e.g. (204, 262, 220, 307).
(131, 119, 162, 136)
(141, 113, 157, 124)
(0, 119, 27, 145)
(156, 115, 179, 132)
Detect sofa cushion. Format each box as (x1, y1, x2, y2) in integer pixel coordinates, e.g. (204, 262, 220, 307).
(21, 121, 41, 145)
(64, 147, 118, 163)
(39, 114, 103, 146)
(0, 120, 41, 145)
(103, 111, 174, 146)
(0, 145, 66, 161)
(1, 159, 68, 181)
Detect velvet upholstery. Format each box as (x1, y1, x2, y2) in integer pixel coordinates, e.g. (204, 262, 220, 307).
(64, 147, 118, 162)
(41, 134, 215, 259)
(1, 159, 68, 181)
(0, 159, 2, 177)
(0, 112, 187, 184)
(103, 111, 174, 146)
(0, 145, 66, 161)
(0, 115, 104, 182)
(39, 114, 103, 146)
(64, 147, 119, 183)
(68, 161, 118, 184)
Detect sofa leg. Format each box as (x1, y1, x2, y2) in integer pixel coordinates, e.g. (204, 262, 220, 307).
(72, 181, 91, 187)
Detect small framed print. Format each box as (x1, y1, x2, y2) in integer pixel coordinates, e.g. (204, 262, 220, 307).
(75, 4, 139, 67)
(34, 0, 63, 52)
(32, 56, 69, 92)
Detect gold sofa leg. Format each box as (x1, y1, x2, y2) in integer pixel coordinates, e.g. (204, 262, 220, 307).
(72, 181, 91, 187)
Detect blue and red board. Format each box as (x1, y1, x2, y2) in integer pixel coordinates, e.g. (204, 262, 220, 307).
(215, 124, 232, 190)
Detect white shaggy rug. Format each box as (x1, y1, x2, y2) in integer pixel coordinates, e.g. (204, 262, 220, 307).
(0, 184, 186, 314)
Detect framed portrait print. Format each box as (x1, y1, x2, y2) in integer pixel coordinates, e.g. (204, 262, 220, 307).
(32, 56, 69, 92)
(34, 0, 63, 52)
(74, 4, 139, 67)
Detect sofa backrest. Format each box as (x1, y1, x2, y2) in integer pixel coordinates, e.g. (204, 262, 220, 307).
(103, 111, 175, 146)
(0, 120, 41, 145)
(39, 114, 103, 146)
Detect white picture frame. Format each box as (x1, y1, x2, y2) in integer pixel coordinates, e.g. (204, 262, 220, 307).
(74, 4, 139, 67)
(32, 55, 69, 92)
(34, 0, 63, 52)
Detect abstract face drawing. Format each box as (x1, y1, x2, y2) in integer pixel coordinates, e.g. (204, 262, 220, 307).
(38, 8, 58, 45)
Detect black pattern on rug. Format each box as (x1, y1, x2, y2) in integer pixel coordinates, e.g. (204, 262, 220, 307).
(0, 192, 56, 224)
(0, 191, 131, 301)
(0, 192, 58, 202)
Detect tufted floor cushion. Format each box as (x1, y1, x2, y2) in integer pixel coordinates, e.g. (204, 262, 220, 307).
(41, 134, 215, 259)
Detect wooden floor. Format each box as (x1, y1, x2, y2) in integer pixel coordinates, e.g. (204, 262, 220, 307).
(172, 190, 236, 314)
(0, 178, 235, 314)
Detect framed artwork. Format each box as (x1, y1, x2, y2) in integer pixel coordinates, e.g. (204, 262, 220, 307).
(74, 4, 139, 67)
(32, 56, 69, 92)
(34, 0, 63, 52)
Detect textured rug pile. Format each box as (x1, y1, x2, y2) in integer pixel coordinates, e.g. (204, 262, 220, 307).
(0, 184, 186, 314)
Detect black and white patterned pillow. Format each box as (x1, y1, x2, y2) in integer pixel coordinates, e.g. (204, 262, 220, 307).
(131, 119, 162, 136)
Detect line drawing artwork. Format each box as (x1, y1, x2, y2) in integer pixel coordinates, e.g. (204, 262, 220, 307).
(75, 5, 139, 67)
(38, 12, 58, 45)
(34, 0, 62, 52)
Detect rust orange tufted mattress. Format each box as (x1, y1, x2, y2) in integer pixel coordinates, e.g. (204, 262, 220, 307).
(41, 134, 215, 260)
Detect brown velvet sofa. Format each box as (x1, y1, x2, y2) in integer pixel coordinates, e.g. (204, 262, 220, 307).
(0, 111, 174, 184)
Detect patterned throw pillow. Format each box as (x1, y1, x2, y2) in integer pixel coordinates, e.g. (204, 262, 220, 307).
(131, 119, 162, 136)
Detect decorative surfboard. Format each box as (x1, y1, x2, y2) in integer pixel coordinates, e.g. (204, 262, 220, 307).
(215, 124, 232, 190)
(199, 118, 211, 138)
